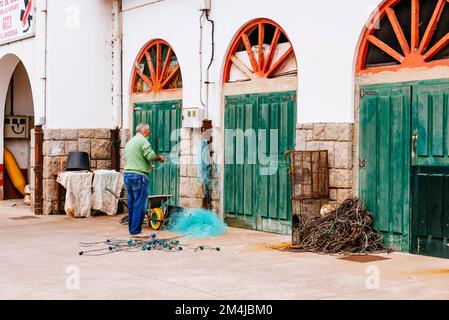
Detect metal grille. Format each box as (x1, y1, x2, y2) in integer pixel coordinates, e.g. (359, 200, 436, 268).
(289, 150, 329, 200)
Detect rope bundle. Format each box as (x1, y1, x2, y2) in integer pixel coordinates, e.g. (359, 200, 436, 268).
(295, 198, 391, 255)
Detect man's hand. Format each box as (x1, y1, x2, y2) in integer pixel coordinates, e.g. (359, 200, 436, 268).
(157, 155, 165, 163)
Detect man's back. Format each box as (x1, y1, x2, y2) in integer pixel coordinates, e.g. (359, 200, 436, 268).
(124, 135, 157, 176)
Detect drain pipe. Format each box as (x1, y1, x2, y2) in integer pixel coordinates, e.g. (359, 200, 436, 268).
(34, 0, 48, 215)
(112, 0, 123, 129)
(204, 9, 215, 117)
(199, 9, 207, 113)
(37, 0, 48, 127)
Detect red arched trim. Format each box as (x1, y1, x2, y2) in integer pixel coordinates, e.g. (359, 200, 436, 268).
(357, 0, 449, 74)
(131, 39, 182, 94)
(223, 18, 297, 83)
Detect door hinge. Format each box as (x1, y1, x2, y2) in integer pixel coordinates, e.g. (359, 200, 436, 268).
(359, 158, 366, 169)
(360, 90, 378, 98)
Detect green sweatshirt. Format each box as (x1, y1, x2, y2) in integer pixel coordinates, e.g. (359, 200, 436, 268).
(124, 134, 157, 177)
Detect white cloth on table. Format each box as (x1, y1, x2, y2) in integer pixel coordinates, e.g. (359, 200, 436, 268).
(91, 170, 124, 216)
(57, 171, 93, 218)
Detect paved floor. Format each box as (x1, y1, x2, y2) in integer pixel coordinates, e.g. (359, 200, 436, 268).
(1, 200, 449, 300)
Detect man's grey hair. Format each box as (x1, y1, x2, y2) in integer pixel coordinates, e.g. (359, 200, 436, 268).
(136, 123, 150, 133)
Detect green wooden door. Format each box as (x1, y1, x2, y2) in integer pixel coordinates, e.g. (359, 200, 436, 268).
(411, 80, 449, 258)
(224, 91, 296, 234)
(133, 100, 181, 205)
(412, 83, 449, 166)
(359, 85, 411, 251)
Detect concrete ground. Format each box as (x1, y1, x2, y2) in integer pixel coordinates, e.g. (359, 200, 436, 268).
(1, 200, 449, 300)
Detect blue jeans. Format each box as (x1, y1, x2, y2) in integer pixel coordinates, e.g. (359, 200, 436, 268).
(124, 173, 149, 235)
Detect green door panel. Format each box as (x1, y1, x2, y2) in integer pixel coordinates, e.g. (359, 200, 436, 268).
(359, 85, 411, 251)
(411, 167, 449, 258)
(412, 83, 449, 166)
(410, 80, 449, 259)
(133, 100, 181, 205)
(224, 91, 296, 234)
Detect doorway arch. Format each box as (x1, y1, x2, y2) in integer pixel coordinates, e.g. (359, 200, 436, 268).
(222, 18, 298, 234)
(356, 0, 449, 258)
(129, 39, 183, 205)
(0, 54, 35, 201)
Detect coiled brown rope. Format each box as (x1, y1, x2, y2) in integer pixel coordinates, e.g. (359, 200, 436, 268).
(295, 198, 392, 255)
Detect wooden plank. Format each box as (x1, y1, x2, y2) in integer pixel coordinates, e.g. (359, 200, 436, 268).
(419, 0, 446, 54)
(360, 94, 378, 229)
(164, 109, 171, 152)
(432, 93, 444, 157)
(269, 171, 278, 219)
(266, 47, 294, 78)
(429, 174, 444, 238)
(263, 27, 281, 73)
(171, 109, 178, 150)
(258, 23, 265, 71)
(258, 102, 269, 218)
(224, 103, 236, 213)
(278, 165, 288, 220)
(417, 94, 429, 157)
(230, 55, 254, 79)
(377, 95, 391, 231)
(161, 47, 173, 80)
(258, 171, 268, 218)
(258, 102, 270, 156)
(144, 51, 157, 85)
(446, 93, 449, 157)
(444, 174, 449, 238)
(386, 7, 410, 54)
(367, 35, 405, 63)
(241, 34, 259, 73)
(244, 102, 254, 216)
(411, 0, 420, 49)
(391, 94, 405, 234)
(423, 33, 449, 61)
(161, 65, 181, 89)
(156, 42, 162, 82)
(235, 103, 245, 215)
(269, 100, 279, 219)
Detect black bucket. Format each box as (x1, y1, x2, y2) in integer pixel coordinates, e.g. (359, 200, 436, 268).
(66, 152, 90, 171)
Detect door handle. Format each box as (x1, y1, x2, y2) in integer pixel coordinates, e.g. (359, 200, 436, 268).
(412, 130, 418, 159)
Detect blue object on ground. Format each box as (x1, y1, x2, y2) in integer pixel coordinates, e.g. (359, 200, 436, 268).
(168, 209, 227, 239)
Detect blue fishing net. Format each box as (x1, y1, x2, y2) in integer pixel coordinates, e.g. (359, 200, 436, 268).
(197, 139, 213, 197)
(168, 209, 227, 239)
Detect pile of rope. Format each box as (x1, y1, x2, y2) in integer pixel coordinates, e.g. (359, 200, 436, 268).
(294, 198, 391, 255)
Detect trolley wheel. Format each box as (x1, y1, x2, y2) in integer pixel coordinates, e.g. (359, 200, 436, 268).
(149, 207, 165, 230)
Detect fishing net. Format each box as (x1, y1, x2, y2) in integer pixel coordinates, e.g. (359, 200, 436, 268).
(168, 209, 227, 239)
(294, 198, 392, 255)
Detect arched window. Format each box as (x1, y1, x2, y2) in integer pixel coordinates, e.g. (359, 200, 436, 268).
(131, 39, 182, 94)
(357, 0, 449, 74)
(223, 18, 297, 83)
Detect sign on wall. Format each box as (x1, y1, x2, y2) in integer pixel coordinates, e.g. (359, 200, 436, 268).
(0, 0, 35, 45)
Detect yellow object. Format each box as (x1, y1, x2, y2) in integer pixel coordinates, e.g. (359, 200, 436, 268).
(149, 207, 164, 230)
(4, 148, 26, 196)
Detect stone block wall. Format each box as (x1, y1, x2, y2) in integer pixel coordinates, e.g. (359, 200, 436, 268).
(179, 128, 220, 212)
(294, 123, 354, 216)
(42, 128, 113, 215)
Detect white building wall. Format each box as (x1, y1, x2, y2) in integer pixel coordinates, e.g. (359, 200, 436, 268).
(122, 0, 382, 127)
(45, 0, 115, 129)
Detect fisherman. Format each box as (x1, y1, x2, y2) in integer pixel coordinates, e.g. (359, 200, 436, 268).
(124, 123, 164, 238)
